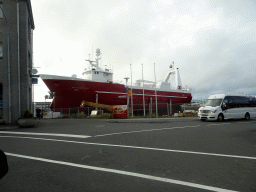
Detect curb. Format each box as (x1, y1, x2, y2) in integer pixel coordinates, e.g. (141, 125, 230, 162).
(106, 117, 197, 123)
(0, 126, 19, 131)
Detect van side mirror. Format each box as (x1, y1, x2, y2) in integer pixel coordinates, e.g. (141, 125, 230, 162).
(222, 103, 227, 110)
(0, 150, 8, 179)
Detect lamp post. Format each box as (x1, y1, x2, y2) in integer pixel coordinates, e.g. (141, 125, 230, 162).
(124, 77, 129, 86)
(142, 63, 145, 116)
(0, 5, 11, 124)
(130, 64, 133, 117)
(154, 63, 158, 118)
(53, 92, 56, 112)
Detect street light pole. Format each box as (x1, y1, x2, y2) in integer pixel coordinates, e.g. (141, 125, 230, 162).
(154, 63, 158, 118)
(130, 64, 133, 117)
(142, 63, 145, 116)
(53, 92, 56, 112)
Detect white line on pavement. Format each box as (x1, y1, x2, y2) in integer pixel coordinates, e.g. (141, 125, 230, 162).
(1, 135, 255, 160)
(236, 122, 251, 124)
(207, 123, 231, 126)
(94, 125, 201, 137)
(5, 152, 237, 192)
(0, 131, 91, 138)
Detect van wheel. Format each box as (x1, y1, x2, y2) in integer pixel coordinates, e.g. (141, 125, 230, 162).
(245, 113, 250, 120)
(217, 114, 224, 122)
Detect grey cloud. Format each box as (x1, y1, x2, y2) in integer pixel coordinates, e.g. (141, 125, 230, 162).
(32, 0, 256, 101)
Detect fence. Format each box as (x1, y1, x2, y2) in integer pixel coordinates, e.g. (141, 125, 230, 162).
(54, 107, 105, 117)
(131, 102, 184, 117)
(50, 102, 190, 118)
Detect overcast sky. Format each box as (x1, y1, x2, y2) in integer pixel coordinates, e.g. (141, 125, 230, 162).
(32, 0, 256, 101)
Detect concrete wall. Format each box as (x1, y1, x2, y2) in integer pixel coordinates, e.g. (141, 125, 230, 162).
(0, 0, 34, 124)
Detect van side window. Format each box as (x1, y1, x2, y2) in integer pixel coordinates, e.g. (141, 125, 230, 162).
(241, 97, 249, 107)
(225, 96, 236, 108)
(250, 98, 256, 107)
(224, 96, 256, 108)
(233, 96, 241, 108)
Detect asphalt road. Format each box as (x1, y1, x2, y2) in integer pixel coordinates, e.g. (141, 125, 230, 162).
(0, 118, 256, 192)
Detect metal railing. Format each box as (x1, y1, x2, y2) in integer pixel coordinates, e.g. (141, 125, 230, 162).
(48, 102, 194, 118)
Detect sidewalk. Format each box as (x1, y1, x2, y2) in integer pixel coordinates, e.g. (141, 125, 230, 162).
(106, 117, 197, 123)
(0, 125, 19, 131)
(0, 117, 198, 129)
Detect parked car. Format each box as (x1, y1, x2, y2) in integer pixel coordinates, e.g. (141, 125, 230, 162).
(0, 150, 8, 179)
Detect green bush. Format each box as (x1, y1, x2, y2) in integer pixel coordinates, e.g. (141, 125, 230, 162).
(70, 113, 88, 119)
(19, 109, 35, 119)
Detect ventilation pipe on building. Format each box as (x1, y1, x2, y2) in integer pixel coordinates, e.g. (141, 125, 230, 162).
(16, 0, 20, 117)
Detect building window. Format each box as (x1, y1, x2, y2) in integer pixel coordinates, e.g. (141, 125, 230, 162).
(0, 42, 3, 58)
(0, 3, 3, 19)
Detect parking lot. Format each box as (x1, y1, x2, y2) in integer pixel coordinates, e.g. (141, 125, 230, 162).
(0, 118, 256, 191)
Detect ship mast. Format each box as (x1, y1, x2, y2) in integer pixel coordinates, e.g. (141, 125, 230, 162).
(86, 48, 101, 69)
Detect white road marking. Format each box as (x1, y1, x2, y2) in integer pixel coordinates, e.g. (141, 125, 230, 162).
(94, 125, 201, 137)
(236, 122, 251, 124)
(0, 131, 91, 138)
(5, 152, 237, 192)
(1, 135, 256, 160)
(207, 123, 230, 126)
(184, 125, 201, 128)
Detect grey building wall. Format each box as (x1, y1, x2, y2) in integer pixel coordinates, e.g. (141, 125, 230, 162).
(0, 0, 34, 124)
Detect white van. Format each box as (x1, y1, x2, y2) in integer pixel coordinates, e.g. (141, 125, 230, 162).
(198, 94, 256, 121)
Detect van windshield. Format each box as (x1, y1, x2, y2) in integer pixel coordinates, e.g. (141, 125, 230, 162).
(204, 99, 222, 106)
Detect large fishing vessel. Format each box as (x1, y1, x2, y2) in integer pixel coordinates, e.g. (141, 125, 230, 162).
(40, 49, 192, 112)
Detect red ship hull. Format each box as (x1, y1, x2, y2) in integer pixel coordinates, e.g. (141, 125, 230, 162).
(42, 78, 192, 110)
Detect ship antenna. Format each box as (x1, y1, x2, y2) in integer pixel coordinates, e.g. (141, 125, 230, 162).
(92, 45, 93, 61)
(101, 52, 102, 68)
